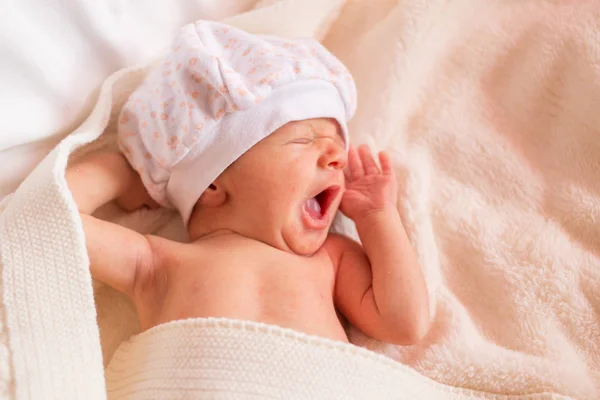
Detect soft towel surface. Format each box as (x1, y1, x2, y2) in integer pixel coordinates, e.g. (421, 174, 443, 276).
(1, 0, 600, 399)
(322, 0, 600, 398)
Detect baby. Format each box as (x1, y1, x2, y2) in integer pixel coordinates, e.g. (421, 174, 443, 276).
(66, 21, 429, 345)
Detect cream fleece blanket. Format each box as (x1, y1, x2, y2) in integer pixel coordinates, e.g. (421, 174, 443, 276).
(1, 0, 600, 399)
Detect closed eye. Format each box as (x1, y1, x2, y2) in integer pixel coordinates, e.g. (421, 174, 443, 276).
(289, 137, 314, 145)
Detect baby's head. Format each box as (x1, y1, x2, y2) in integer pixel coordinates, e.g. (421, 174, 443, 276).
(189, 117, 346, 254)
(118, 21, 356, 255)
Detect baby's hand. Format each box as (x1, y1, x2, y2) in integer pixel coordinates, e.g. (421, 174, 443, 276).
(340, 145, 398, 222)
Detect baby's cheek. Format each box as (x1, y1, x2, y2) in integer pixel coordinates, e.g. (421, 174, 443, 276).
(284, 179, 299, 196)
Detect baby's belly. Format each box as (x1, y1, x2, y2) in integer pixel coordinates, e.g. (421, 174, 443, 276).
(145, 274, 348, 342)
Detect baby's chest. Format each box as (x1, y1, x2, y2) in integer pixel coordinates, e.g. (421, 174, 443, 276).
(138, 249, 346, 339)
(163, 251, 337, 311)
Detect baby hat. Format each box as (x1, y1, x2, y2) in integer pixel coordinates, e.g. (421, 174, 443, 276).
(118, 20, 357, 226)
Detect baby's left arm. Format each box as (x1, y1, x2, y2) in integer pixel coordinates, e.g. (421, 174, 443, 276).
(325, 145, 430, 345)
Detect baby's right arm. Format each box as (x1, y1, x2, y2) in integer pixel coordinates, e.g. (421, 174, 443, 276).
(66, 152, 155, 296)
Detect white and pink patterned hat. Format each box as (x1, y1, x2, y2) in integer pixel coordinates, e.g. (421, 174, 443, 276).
(118, 20, 357, 226)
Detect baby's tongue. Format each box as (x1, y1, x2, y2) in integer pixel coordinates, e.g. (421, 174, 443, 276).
(304, 197, 322, 219)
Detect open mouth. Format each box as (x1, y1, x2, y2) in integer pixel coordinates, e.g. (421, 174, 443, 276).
(303, 185, 341, 225)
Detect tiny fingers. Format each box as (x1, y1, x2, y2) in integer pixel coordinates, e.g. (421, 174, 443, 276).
(378, 151, 393, 175)
(358, 145, 380, 175)
(348, 145, 364, 179)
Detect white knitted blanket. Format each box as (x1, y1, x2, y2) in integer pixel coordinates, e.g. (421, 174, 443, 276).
(104, 318, 502, 400)
(2, 0, 600, 399)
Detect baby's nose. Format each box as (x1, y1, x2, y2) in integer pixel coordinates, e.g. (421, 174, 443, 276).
(319, 143, 347, 171)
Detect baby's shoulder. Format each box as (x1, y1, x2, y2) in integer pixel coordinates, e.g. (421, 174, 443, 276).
(145, 234, 185, 255)
(322, 233, 364, 263)
(143, 234, 205, 271)
(135, 235, 216, 291)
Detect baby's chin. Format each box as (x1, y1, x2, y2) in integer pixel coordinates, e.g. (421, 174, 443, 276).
(281, 228, 331, 256)
(283, 209, 341, 256)
(286, 240, 327, 256)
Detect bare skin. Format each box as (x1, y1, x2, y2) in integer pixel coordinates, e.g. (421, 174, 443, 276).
(66, 118, 430, 345)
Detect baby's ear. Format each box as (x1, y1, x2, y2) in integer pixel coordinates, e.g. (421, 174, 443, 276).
(199, 182, 227, 207)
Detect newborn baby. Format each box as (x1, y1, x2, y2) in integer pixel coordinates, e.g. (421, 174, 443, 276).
(66, 21, 429, 345)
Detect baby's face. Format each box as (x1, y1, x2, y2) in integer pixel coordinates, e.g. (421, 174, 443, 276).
(221, 118, 347, 255)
